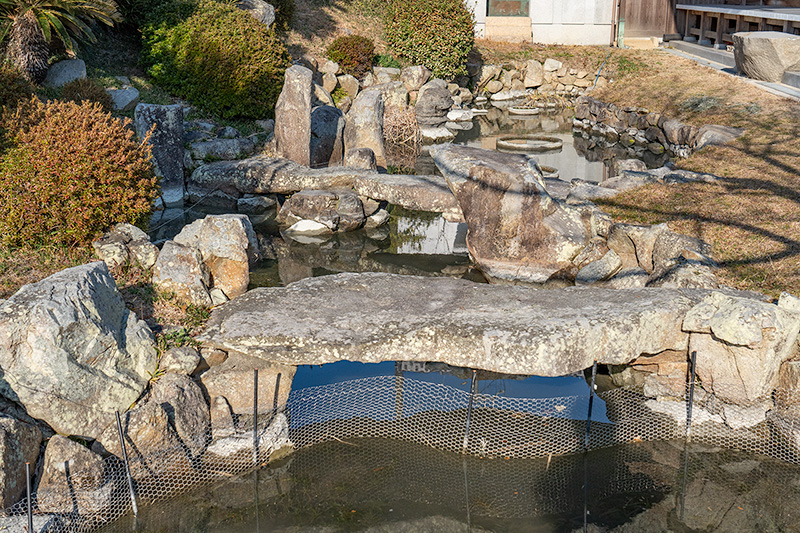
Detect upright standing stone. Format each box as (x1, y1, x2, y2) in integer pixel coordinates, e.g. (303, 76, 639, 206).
(344, 89, 386, 168)
(135, 103, 186, 207)
(275, 65, 313, 166)
(310, 105, 346, 168)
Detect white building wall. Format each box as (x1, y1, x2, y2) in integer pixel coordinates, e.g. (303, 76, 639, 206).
(469, 0, 614, 45)
(530, 0, 614, 45)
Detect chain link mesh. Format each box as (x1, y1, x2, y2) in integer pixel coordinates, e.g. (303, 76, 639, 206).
(2, 371, 800, 531)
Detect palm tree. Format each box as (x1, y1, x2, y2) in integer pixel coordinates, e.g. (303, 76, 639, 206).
(0, 0, 122, 83)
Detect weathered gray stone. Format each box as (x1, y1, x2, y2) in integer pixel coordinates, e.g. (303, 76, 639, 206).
(401, 65, 432, 92)
(312, 83, 335, 107)
(310, 105, 345, 167)
(92, 233, 129, 269)
(374, 81, 409, 110)
(278, 190, 339, 230)
(612, 158, 647, 176)
(160, 346, 202, 375)
(0, 415, 41, 508)
(416, 79, 453, 126)
(198, 273, 715, 376)
(431, 144, 590, 283)
(174, 214, 259, 299)
(152, 241, 213, 306)
(734, 31, 800, 82)
(693, 124, 745, 150)
(606, 267, 649, 289)
(320, 60, 340, 75)
(190, 138, 256, 161)
(575, 250, 623, 285)
(648, 260, 719, 290)
(92, 223, 159, 270)
(105, 86, 139, 111)
(284, 219, 332, 237)
(420, 126, 456, 144)
(353, 174, 462, 221)
(275, 65, 313, 166)
(344, 89, 386, 168)
(135, 104, 185, 207)
(198, 352, 295, 413)
(652, 231, 714, 273)
(344, 147, 377, 170)
(44, 59, 86, 88)
(236, 0, 275, 27)
(543, 58, 562, 72)
(0, 263, 156, 438)
(338, 74, 360, 98)
(684, 292, 800, 404)
(322, 71, 338, 93)
(190, 156, 370, 196)
(485, 80, 503, 93)
(237, 195, 276, 215)
(36, 435, 107, 514)
(478, 64, 502, 87)
(94, 374, 210, 460)
(608, 223, 669, 273)
(523, 60, 544, 88)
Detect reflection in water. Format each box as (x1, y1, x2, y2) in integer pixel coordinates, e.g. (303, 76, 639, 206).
(98, 438, 800, 533)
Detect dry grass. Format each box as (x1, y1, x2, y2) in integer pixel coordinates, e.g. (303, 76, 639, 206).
(591, 49, 800, 298)
(0, 244, 93, 299)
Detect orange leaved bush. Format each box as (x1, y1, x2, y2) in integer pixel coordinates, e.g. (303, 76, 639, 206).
(0, 98, 158, 246)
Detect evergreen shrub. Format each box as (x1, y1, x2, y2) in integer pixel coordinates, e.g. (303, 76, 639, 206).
(142, 0, 290, 118)
(326, 35, 375, 79)
(383, 0, 474, 79)
(0, 98, 158, 246)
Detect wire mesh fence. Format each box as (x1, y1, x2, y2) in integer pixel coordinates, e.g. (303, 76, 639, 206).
(3, 362, 800, 532)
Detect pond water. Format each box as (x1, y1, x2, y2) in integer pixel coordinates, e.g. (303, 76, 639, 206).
(100, 435, 800, 533)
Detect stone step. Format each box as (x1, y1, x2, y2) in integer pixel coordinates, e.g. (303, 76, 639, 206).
(782, 71, 800, 90)
(668, 40, 736, 69)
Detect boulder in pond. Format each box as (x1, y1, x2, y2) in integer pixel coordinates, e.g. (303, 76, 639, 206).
(431, 144, 591, 283)
(310, 105, 345, 168)
(36, 435, 108, 514)
(0, 263, 157, 439)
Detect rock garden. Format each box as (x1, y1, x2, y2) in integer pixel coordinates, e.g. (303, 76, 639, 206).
(1, 0, 800, 529)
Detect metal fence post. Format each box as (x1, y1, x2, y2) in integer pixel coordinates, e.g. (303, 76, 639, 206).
(26, 462, 32, 533)
(253, 368, 259, 465)
(462, 370, 478, 454)
(686, 351, 698, 442)
(584, 360, 598, 450)
(272, 373, 282, 414)
(115, 411, 139, 519)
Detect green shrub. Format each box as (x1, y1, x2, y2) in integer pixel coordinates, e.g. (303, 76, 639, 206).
(375, 53, 401, 69)
(142, 0, 290, 118)
(0, 98, 158, 246)
(0, 63, 34, 112)
(61, 78, 115, 112)
(326, 35, 375, 79)
(384, 0, 474, 79)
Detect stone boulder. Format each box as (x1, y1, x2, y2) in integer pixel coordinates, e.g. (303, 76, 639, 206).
(523, 60, 544, 88)
(0, 263, 157, 438)
(189, 138, 257, 162)
(106, 86, 139, 112)
(134, 104, 185, 207)
(92, 223, 159, 270)
(173, 214, 259, 300)
(278, 189, 365, 231)
(198, 272, 715, 376)
(310, 105, 345, 168)
(93, 374, 210, 461)
(415, 79, 453, 126)
(189, 156, 373, 203)
(683, 292, 800, 404)
(344, 148, 377, 170)
(197, 352, 295, 414)
(275, 65, 313, 166)
(401, 65, 432, 92)
(160, 346, 202, 375)
(352, 174, 463, 222)
(344, 89, 386, 168)
(43, 59, 86, 88)
(431, 144, 591, 283)
(0, 415, 41, 508)
(734, 31, 800, 82)
(36, 435, 108, 514)
(152, 241, 213, 307)
(693, 125, 745, 150)
(236, 0, 275, 26)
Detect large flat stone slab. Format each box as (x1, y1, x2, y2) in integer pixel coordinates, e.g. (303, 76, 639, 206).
(198, 273, 712, 376)
(353, 174, 463, 221)
(189, 156, 370, 197)
(734, 31, 800, 82)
